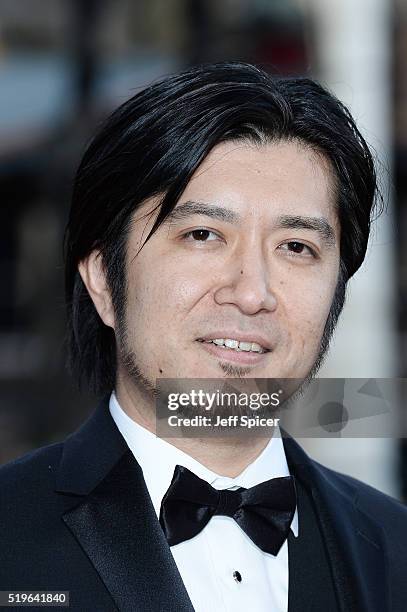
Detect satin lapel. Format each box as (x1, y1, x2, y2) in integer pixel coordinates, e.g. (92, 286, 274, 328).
(283, 436, 390, 612)
(56, 401, 194, 612)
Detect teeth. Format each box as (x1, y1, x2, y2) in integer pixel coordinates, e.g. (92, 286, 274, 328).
(207, 338, 266, 353)
(238, 342, 252, 352)
(225, 339, 239, 349)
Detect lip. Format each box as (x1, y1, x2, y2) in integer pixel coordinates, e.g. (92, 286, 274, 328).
(196, 332, 272, 352)
(196, 339, 271, 366)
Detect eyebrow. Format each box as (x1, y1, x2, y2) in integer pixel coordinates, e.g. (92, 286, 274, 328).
(275, 214, 336, 246)
(164, 200, 336, 246)
(164, 200, 241, 224)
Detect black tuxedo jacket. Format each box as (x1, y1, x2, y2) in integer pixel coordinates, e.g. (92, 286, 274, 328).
(0, 398, 406, 611)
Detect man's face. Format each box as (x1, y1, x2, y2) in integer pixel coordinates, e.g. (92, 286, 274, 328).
(117, 140, 340, 386)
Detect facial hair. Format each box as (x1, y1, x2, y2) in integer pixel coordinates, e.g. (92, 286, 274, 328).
(115, 259, 347, 424)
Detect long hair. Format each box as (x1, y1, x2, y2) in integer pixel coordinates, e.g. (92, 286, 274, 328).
(64, 62, 381, 394)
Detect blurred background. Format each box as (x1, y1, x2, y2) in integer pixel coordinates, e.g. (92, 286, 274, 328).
(0, 0, 406, 501)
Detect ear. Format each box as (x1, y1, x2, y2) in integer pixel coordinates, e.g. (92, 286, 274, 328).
(78, 251, 115, 329)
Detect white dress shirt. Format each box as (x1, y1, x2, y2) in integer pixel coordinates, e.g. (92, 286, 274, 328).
(109, 392, 298, 612)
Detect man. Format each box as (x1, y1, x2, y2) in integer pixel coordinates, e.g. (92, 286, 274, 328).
(0, 62, 406, 611)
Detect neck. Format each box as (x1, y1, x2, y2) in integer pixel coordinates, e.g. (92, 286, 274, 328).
(115, 378, 273, 477)
(163, 435, 272, 477)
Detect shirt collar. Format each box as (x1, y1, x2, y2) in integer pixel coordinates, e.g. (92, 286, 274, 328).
(109, 392, 298, 537)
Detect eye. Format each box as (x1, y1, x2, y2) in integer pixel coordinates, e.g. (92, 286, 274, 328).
(278, 241, 316, 257)
(182, 228, 220, 242)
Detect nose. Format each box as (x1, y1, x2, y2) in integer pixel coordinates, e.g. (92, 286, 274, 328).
(213, 244, 278, 315)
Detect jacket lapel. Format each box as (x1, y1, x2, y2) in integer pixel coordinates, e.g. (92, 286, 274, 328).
(283, 435, 390, 612)
(55, 400, 194, 612)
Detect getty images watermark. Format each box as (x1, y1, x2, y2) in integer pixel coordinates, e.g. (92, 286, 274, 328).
(156, 378, 297, 438)
(166, 387, 283, 429)
(155, 378, 407, 438)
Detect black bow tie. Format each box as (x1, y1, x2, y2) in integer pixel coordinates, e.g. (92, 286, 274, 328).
(159, 465, 296, 556)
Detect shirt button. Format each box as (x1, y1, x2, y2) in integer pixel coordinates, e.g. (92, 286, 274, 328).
(233, 570, 242, 583)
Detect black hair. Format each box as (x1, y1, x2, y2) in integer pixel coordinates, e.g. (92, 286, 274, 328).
(64, 61, 382, 394)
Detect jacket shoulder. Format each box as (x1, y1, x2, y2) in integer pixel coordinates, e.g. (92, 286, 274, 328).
(0, 442, 63, 495)
(317, 460, 407, 523)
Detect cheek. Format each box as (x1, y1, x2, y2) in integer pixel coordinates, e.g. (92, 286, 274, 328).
(161, 276, 206, 310)
(281, 272, 337, 341)
(128, 259, 210, 326)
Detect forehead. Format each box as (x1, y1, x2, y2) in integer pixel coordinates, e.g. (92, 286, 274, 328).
(180, 139, 337, 224)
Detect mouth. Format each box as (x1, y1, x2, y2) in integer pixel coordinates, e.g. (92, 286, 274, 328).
(196, 336, 271, 366)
